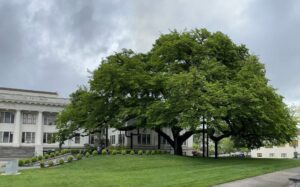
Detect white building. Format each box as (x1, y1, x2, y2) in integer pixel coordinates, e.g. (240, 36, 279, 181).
(251, 132, 300, 159)
(0, 87, 193, 158)
(0, 87, 90, 158)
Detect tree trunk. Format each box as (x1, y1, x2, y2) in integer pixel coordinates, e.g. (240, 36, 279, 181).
(154, 127, 194, 156)
(202, 123, 205, 157)
(172, 128, 183, 156)
(157, 134, 161, 149)
(130, 133, 133, 149)
(173, 139, 183, 155)
(105, 127, 109, 147)
(206, 133, 209, 157)
(214, 140, 218, 159)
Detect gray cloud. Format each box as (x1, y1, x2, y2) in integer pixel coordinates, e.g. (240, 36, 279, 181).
(0, 0, 300, 105)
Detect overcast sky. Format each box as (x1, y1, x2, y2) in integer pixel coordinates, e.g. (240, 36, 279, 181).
(0, 0, 300, 104)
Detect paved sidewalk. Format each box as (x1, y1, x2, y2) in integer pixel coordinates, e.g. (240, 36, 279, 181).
(215, 167, 300, 187)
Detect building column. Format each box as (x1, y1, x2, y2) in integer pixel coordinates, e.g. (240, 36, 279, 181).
(35, 111, 43, 156)
(13, 110, 21, 147)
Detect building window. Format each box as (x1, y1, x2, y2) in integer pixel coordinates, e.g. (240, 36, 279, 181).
(118, 134, 125, 145)
(138, 134, 151, 145)
(43, 133, 56, 144)
(281, 153, 287, 158)
(257, 153, 262, 157)
(183, 140, 188, 146)
(0, 131, 13, 143)
(269, 153, 274, 158)
(75, 133, 80, 144)
(22, 112, 36, 124)
(161, 137, 169, 145)
(110, 135, 115, 145)
(43, 114, 56, 126)
(89, 135, 95, 144)
(0, 111, 15, 123)
(22, 132, 35, 143)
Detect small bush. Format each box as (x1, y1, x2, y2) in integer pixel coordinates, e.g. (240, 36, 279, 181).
(48, 160, 54, 167)
(44, 154, 49, 159)
(138, 150, 143, 155)
(76, 153, 83, 160)
(55, 151, 60, 157)
(37, 155, 43, 161)
(60, 149, 67, 154)
(111, 150, 117, 155)
(102, 149, 107, 155)
(24, 159, 31, 165)
(85, 152, 90, 158)
(50, 153, 55, 158)
(121, 150, 126, 155)
(67, 156, 73, 163)
(92, 150, 98, 156)
(130, 150, 135, 155)
(71, 149, 80, 155)
(156, 150, 161, 154)
(31, 157, 37, 163)
(18, 160, 24, 166)
(58, 159, 64, 165)
(151, 150, 156, 155)
(40, 161, 45, 168)
(145, 150, 150, 155)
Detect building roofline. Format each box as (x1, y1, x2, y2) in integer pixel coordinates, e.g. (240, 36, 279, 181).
(0, 87, 58, 96)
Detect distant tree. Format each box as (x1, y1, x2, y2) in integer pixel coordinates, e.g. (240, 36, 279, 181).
(56, 29, 298, 157)
(219, 138, 236, 154)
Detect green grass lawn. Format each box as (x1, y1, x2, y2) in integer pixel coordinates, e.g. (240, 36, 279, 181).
(1, 155, 300, 187)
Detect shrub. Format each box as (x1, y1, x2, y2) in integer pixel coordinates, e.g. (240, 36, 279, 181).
(24, 159, 31, 165)
(58, 159, 64, 165)
(76, 153, 83, 160)
(151, 150, 156, 155)
(85, 152, 91, 158)
(111, 150, 117, 155)
(31, 157, 37, 163)
(61, 149, 68, 154)
(48, 160, 54, 167)
(130, 150, 135, 155)
(67, 156, 73, 163)
(18, 160, 24, 166)
(138, 150, 143, 155)
(102, 149, 107, 155)
(44, 154, 49, 159)
(40, 161, 45, 168)
(145, 150, 150, 155)
(121, 150, 126, 155)
(71, 149, 80, 155)
(92, 150, 98, 156)
(37, 155, 43, 161)
(156, 150, 161, 154)
(50, 153, 55, 158)
(55, 151, 60, 156)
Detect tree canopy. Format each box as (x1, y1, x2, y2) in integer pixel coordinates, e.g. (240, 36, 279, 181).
(56, 29, 298, 156)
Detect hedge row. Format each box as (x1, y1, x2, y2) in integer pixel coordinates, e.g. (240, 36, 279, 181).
(19, 149, 169, 167)
(18, 149, 71, 166)
(97, 149, 169, 155)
